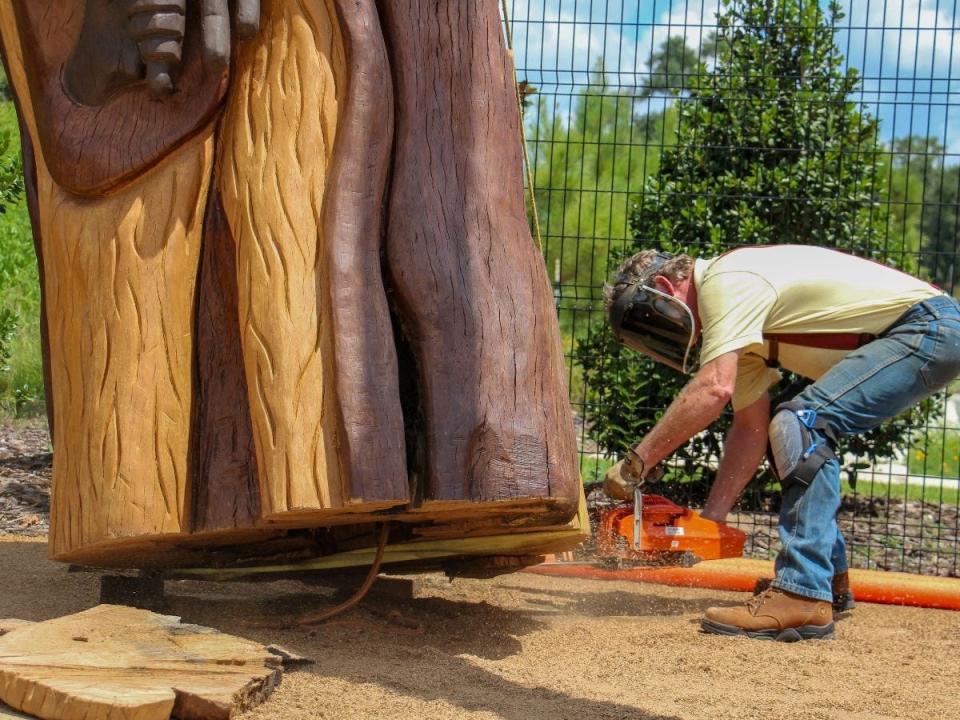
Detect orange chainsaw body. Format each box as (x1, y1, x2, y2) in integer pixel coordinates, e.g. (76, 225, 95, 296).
(596, 494, 746, 565)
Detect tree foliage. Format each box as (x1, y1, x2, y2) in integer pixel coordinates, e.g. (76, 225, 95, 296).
(577, 0, 934, 492)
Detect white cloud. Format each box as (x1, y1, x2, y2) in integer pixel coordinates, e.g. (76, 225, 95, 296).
(509, 0, 960, 152)
(844, 0, 960, 77)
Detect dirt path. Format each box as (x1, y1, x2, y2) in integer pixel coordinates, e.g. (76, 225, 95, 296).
(1, 536, 957, 720)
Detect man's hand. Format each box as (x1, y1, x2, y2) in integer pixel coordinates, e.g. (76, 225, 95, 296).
(603, 449, 666, 501)
(603, 447, 645, 501)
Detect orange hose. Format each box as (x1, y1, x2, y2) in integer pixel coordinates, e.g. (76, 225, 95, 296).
(525, 557, 960, 611)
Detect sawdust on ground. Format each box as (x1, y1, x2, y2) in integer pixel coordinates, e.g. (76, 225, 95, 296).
(0, 536, 957, 720)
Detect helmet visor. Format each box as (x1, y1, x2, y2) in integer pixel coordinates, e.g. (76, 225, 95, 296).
(610, 283, 700, 374)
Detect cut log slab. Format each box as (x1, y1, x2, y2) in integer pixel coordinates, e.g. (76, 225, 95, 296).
(0, 605, 283, 720)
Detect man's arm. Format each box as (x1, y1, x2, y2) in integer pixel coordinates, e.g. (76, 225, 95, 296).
(700, 393, 770, 522)
(631, 351, 741, 473)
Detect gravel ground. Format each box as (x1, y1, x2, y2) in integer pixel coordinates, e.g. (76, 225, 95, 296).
(0, 422, 50, 538)
(0, 536, 958, 720)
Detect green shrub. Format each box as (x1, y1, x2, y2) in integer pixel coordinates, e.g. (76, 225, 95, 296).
(577, 0, 936, 489)
(0, 102, 43, 417)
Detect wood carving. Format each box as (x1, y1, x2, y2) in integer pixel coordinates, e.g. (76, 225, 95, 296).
(0, 0, 582, 567)
(0, 605, 284, 720)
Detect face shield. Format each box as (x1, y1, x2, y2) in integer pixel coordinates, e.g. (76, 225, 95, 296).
(607, 254, 700, 374)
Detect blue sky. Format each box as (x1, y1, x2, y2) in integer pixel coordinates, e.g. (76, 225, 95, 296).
(507, 0, 960, 155)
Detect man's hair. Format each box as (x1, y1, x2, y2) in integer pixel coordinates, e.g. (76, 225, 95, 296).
(603, 250, 694, 310)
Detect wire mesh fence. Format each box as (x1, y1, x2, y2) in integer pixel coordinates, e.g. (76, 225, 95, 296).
(508, 0, 960, 576)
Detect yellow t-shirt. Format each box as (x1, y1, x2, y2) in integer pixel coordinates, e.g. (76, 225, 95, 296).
(693, 246, 942, 411)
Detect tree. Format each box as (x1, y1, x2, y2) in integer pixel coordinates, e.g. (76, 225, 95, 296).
(921, 162, 960, 293)
(640, 37, 702, 98)
(577, 0, 926, 493)
(529, 59, 678, 309)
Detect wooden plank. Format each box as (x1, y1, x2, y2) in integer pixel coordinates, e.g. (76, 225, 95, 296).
(0, 620, 33, 637)
(0, 605, 282, 720)
(322, 0, 409, 503)
(175, 489, 590, 580)
(218, 0, 353, 517)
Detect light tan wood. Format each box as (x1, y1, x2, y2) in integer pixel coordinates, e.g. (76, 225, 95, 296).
(218, 0, 348, 520)
(175, 489, 590, 580)
(0, 620, 33, 637)
(0, 4, 211, 560)
(0, 605, 282, 720)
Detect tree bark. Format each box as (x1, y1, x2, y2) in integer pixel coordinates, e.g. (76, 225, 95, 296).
(379, 0, 580, 509)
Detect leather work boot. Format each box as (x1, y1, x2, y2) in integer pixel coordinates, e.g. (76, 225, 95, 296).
(702, 587, 834, 641)
(754, 572, 856, 615)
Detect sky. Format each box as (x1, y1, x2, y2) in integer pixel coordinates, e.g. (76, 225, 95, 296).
(507, 0, 960, 155)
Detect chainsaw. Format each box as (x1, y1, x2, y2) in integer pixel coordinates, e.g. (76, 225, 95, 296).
(593, 461, 746, 568)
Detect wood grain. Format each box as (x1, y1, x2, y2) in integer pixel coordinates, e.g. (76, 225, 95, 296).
(0, 605, 282, 720)
(191, 188, 261, 533)
(379, 0, 580, 511)
(9, 1, 228, 197)
(322, 0, 408, 505)
(1, 3, 212, 559)
(218, 0, 410, 519)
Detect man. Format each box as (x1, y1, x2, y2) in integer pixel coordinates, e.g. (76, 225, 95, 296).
(603, 245, 960, 640)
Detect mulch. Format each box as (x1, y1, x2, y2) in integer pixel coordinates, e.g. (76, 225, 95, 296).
(0, 422, 50, 537)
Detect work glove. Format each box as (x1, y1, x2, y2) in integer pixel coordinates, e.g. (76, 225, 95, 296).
(603, 447, 648, 501)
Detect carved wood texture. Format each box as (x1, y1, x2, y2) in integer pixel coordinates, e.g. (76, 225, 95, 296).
(9, 1, 227, 197)
(0, 0, 582, 564)
(380, 0, 580, 509)
(191, 189, 261, 533)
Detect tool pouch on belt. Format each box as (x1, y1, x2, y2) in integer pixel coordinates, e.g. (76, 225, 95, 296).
(766, 402, 838, 492)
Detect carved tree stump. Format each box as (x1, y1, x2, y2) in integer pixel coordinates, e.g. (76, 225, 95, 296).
(0, 0, 581, 567)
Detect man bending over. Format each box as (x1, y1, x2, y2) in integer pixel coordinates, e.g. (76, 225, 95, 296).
(603, 245, 960, 640)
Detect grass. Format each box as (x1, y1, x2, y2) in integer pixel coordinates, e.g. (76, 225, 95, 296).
(840, 477, 960, 506)
(907, 429, 960, 480)
(582, 451, 960, 506)
(0, 101, 44, 418)
(580, 454, 614, 486)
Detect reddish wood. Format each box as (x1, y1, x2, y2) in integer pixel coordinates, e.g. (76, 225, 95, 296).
(379, 0, 580, 509)
(191, 188, 261, 533)
(10, 1, 227, 197)
(323, 0, 408, 503)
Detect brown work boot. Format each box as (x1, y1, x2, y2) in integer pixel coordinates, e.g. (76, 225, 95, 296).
(702, 587, 834, 641)
(754, 572, 855, 615)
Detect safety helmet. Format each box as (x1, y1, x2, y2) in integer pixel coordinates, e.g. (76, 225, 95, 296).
(607, 251, 700, 374)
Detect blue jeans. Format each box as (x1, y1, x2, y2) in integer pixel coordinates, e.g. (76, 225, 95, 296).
(772, 295, 960, 602)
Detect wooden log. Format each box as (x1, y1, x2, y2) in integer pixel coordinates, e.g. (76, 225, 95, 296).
(1, 0, 584, 566)
(1, 6, 212, 560)
(0, 605, 283, 720)
(379, 0, 580, 509)
(191, 188, 261, 533)
(321, 0, 408, 504)
(218, 0, 409, 519)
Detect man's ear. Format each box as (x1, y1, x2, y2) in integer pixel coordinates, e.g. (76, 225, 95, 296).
(652, 274, 676, 296)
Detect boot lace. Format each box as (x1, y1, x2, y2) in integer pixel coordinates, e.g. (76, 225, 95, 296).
(746, 587, 778, 614)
